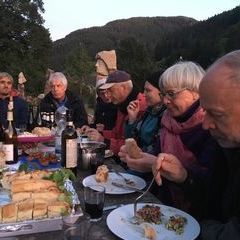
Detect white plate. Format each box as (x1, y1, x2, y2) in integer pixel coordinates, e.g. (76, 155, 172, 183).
(107, 203, 200, 240)
(82, 172, 146, 194)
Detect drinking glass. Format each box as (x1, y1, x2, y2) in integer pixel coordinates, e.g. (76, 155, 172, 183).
(63, 214, 91, 240)
(19, 124, 27, 134)
(84, 185, 105, 222)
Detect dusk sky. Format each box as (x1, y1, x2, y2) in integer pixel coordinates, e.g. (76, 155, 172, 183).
(43, 0, 239, 41)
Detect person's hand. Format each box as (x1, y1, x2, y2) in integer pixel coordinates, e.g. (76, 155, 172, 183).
(85, 128, 104, 142)
(127, 100, 140, 124)
(152, 153, 188, 186)
(96, 123, 105, 132)
(78, 125, 90, 135)
(125, 152, 156, 173)
(118, 145, 127, 162)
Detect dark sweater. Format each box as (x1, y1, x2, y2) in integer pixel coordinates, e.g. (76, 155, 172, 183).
(40, 90, 88, 128)
(94, 97, 117, 130)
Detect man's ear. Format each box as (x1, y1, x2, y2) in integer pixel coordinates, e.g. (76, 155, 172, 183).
(192, 92, 199, 100)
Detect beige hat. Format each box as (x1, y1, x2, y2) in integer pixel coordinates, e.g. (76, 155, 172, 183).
(95, 50, 117, 71)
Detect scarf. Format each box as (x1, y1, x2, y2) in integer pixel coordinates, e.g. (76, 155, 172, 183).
(160, 105, 204, 168)
(160, 103, 205, 211)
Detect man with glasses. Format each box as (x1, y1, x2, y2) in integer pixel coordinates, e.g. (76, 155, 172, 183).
(0, 72, 28, 128)
(85, 70, 147, 155)
(93, 78, 117, 131)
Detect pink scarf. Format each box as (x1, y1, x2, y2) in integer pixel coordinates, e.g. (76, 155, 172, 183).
(160, 106, 205, 211)
(160, 106, 204, 168)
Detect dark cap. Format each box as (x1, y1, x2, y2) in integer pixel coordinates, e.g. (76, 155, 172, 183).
(99, 70, 131, 89)
(146, 70, 164, 90)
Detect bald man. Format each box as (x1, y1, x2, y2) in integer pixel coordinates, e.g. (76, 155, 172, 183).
(152, 50, 240, 239)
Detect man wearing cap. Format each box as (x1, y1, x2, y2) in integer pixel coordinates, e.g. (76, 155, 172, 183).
(86, 70, 147, 155)
(93, 78, 117, 131)
(0, 72, 28, 128)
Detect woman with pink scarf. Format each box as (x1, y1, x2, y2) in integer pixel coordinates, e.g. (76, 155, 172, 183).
(119, 61, 220, 218)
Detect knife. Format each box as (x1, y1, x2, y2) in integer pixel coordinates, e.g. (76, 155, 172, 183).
(111, 182, 144, 193)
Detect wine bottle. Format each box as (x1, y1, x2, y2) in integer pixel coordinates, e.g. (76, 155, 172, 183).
(61, 110, 78, 176)
(36, 106, 43, 127)
(3, 97, 18, 164)
(27, 105, 34, 131)
(0, 123, 4, 144)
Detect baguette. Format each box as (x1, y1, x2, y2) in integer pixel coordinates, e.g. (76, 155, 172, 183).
(12, 192, 32, 202)
(125, 138, 142, 158)
(47, 201, 70, 218)
(32, 190, 60, 202)
(2, 203, 18, 223)
(11, 179, 57, 193)
(33, 202, 48, 219)
(0, 206, 2, 223)
(17, 200, 33, 221)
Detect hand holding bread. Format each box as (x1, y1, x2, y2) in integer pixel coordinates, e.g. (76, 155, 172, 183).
(125, 138, 142, 159)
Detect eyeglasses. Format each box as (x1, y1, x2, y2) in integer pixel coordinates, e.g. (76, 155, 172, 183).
(160, 88, 187, 100)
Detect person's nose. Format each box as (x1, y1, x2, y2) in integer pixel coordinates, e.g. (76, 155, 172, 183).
(202, 112, 215, 130)
(162, 96, 170, 105)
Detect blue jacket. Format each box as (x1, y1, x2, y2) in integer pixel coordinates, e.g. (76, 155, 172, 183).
(125, 104, 166, 153)
(0, 96, 28, 128)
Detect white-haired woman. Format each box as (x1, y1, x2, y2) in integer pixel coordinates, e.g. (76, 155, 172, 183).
(119, 61, 220, 218)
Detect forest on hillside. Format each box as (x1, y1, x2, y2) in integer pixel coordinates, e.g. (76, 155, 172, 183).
(0, 1, 240, 107)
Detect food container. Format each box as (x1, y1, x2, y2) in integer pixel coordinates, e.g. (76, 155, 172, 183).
(78, 141, 106, 170)
(0, 177, 83, 237)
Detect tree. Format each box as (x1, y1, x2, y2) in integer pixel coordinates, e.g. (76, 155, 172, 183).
(64, 45, 95, 106)
(0, 0, 52, 95)
(117, 37, 154, 90)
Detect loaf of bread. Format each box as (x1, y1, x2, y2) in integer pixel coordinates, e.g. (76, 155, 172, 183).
(125, 138, 142, 158)
(95, 165, 109, 182)
(32, 127, 51, 137)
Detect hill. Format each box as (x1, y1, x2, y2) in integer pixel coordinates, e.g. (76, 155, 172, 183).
(51, 16, 197, 70)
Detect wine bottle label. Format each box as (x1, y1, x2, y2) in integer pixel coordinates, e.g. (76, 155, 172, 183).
(66, 139, 77, 168)
(8, 101, 13, 110)
(3, 144, 14, 162)
(7, 111, 13, 121)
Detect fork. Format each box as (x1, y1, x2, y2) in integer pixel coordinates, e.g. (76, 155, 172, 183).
(112, 169, 134, 185)
(133, 162, 163, 223)
(133, 175, 156, 220)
